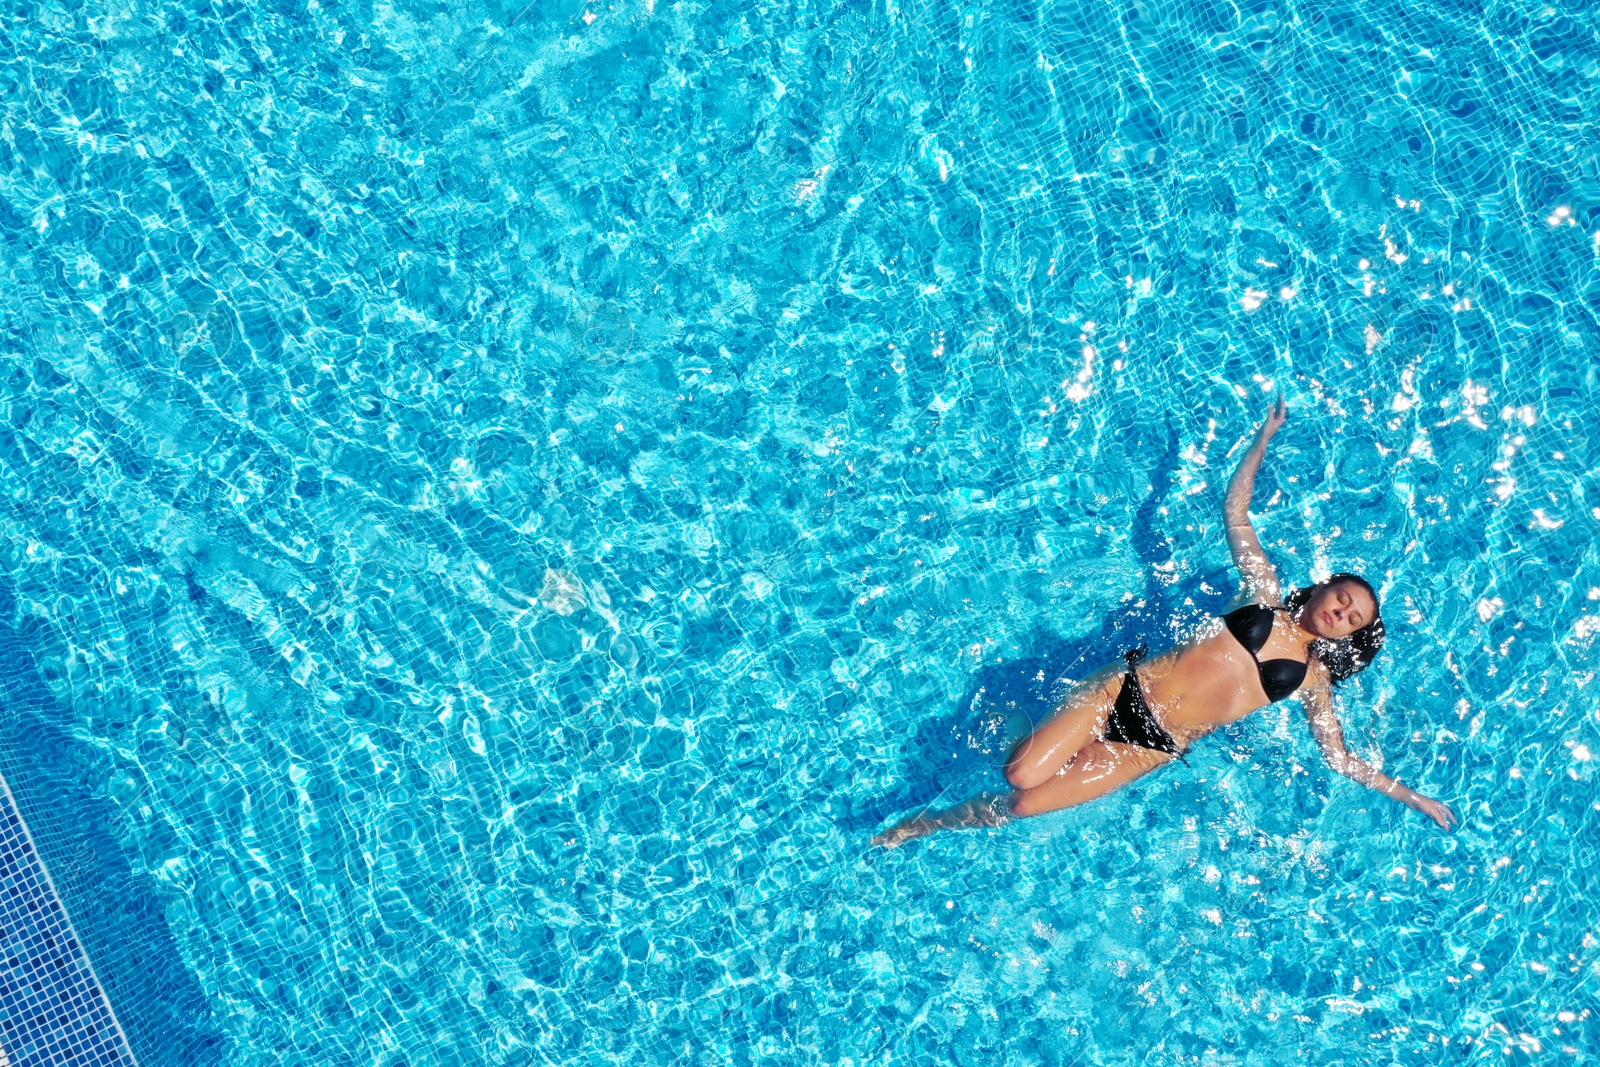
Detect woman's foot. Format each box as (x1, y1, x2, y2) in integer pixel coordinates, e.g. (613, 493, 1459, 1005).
(871, 812, 938, 848)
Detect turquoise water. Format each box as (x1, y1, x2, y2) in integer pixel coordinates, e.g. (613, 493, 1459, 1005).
(2, 0, 1598, 1063)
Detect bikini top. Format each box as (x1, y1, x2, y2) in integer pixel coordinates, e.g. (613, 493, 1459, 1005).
(1221, 603, 1308, 703)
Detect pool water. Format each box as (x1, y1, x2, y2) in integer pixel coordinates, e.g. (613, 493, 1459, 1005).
(2, 0, 1598, 1063)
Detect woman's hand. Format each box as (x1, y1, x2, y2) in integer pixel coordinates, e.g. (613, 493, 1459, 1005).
(1411, 794, 1456, 830)
(1257, 396, 1287, 444)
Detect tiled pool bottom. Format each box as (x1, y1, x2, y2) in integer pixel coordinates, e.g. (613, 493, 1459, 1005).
(0, 775, 132, 1067)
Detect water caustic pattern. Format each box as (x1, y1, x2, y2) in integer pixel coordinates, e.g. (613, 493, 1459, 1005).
(0, 0, 1598, 1062)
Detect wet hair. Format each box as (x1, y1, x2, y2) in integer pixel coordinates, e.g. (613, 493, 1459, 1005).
(1283, 573, 1385, 685)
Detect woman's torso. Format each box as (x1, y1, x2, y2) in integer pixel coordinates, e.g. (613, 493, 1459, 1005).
(1135, 610, 1311, 747)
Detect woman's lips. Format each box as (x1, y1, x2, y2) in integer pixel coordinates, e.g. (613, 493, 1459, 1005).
(1321, 610, 1334, 629)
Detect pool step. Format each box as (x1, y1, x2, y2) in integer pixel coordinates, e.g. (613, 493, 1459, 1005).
(0, 772, 135, 1067)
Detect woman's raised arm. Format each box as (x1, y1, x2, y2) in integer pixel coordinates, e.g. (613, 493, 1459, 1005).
(1300, 680, 1456, 830)
(1224, 398, 1287, 605)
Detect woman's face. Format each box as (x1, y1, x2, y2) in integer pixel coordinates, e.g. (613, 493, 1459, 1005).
(1303, 581, 1377, 639)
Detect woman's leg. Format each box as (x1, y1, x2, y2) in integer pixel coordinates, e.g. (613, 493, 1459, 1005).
(870, 793, 1010, 848)
(1002, 666, 1123, 791)
(1009, 741, 1172, 816)
(872, 742, 1170, 847)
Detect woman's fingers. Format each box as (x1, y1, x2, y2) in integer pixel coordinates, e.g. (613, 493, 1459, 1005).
(1419, 797, 1456, 830)
(1260, 397, 1287, 438)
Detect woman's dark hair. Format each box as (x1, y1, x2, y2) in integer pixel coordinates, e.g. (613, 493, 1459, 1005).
(1284, 573, 1385, 685)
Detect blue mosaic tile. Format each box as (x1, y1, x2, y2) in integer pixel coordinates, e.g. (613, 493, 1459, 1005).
(0, 776, 133, 1067)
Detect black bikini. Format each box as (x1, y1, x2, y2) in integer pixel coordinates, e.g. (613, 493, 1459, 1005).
(1102, 604, 1309, 759)
(1220, 603, 1309, 702)
(1103, 646, 1185, 761)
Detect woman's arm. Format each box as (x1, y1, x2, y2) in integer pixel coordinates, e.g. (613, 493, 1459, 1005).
(1299, 682, 1456, 829)
(1224, 398, 1287, 605)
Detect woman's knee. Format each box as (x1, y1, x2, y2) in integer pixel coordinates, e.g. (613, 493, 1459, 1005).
(1006, 790, 1040, 818)
(1005, 765, 1048, 792)
(1003, 753, 1050, 791)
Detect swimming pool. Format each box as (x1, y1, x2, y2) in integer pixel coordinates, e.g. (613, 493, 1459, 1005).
(1, 0, 1597, 1062)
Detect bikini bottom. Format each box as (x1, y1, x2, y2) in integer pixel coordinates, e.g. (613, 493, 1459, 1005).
(1101, 646, 1186, 762)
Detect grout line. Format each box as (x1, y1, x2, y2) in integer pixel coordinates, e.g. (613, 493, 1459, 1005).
(0, 770, 139, 1067)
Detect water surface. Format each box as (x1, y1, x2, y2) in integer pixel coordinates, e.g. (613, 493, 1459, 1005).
(0, 0, 1597, 1063)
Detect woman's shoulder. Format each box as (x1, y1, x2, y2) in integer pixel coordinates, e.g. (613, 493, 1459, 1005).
(1298, 654, 1333, 691)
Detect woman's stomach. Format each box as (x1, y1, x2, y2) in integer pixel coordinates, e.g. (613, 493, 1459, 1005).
(1142, 633, 1270, 735)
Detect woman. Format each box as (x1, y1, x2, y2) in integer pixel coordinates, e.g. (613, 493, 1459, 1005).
(873, 399, 1455, 847)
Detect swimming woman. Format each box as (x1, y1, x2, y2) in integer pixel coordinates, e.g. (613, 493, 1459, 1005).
(873, 399, 1456, 847)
